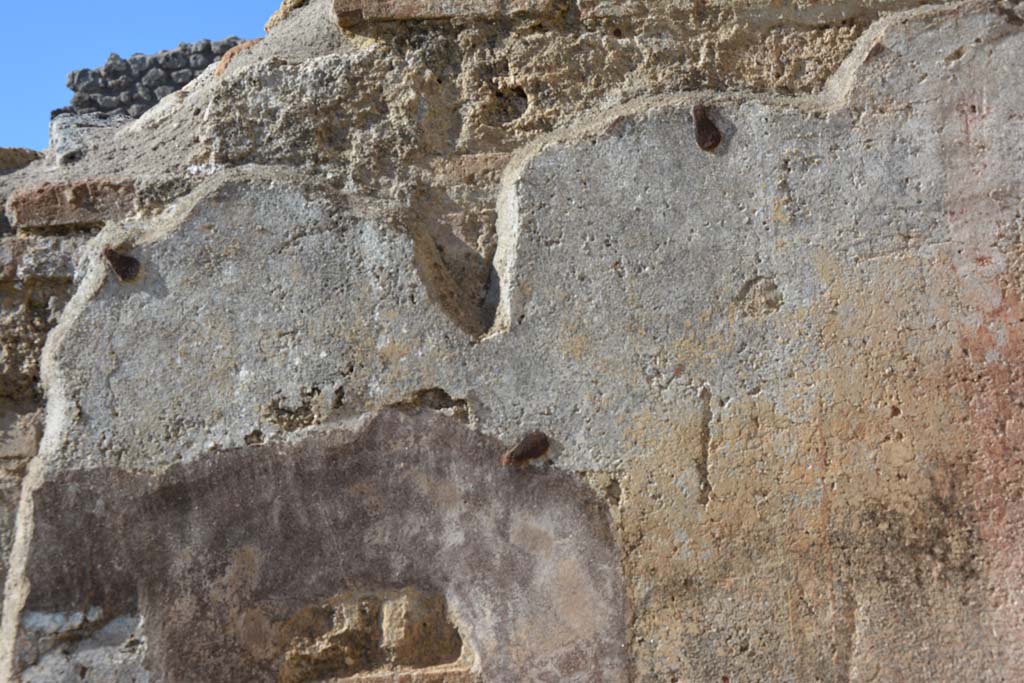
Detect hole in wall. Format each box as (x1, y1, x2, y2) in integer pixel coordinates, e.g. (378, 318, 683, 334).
(494, 86, 529, 122)
(279, 588, 469, 683)
(409, 218, 499, 339)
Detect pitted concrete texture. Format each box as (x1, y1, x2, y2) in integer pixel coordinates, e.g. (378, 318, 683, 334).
(0, 0, 1023, 681)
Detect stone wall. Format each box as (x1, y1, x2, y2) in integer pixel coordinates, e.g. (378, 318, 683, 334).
(1, 0, 1024, 681)
(58, 37, 243, 119)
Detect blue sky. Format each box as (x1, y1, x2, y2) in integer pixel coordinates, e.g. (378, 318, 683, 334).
(1, 1, 282, 150)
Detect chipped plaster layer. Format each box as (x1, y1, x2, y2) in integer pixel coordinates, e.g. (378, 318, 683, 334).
(1, 0, 1023, 681)
(10, 410, 626, 681)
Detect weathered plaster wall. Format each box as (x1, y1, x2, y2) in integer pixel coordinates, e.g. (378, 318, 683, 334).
(1, 0, 1023, 681)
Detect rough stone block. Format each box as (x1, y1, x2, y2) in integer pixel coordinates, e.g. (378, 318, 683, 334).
(333, 0, 559, 26)
(140, 67, 168, 88)
(47, 112, 127, 166)
(188, 53, 210, 69)
(68, 91, 93, 109)
(101, 53, 129, 77)
(170, 69, 194, 85)
(67, 69, 101, 92)
(156, 51, 187, 71)
(94, 95, 120, 111)
(211, 37, 241, 54)
(108, 75, 132, 91)
(4, 178, 136, 231)
(126, 53, 151, 76)
(132, 83, 154, 103)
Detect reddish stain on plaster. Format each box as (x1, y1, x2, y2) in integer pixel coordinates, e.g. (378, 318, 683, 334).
(956, 256, 1024, 674)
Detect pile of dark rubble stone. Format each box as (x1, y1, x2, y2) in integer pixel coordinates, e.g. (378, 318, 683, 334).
(55, 37, 243, 120)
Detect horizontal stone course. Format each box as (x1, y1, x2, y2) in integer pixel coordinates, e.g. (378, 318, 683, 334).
(4, 178, 136, 232)
(333, 0, 560, 25)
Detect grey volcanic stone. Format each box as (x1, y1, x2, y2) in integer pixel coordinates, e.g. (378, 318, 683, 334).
(69, 69, 101, 93)
(101, 53, 129, 77)
(126, 53, 150, 76)
(140, 67, 168, 88)
(60, 36, 245, 121)
(211, 37, 239, 54)
(153, 85, 176, 99)
(132, 84, 154, 103)
(94, 95, 120, 111)
(170, 69, 194, 85)
(107, 75, 131, 91)
(69, 92, 93, 109)
(156, 51, 187, 70)
(66, 69, 89, 90)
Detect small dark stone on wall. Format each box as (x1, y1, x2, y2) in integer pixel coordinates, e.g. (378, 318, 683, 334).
(67, 69, 88, 89)
(95, 95, 120, 111)
(70, 92, 93, 109)
(153, 85, 176, 99)
(211, 37, 240, 55)
(127, 54, 151, 76)
(70, 70, 103, 93)
(171, 69, 194, 86)
(102, 53, 129, 77)
(133, 84, 155, 104)
(157, 51, 187, 70)
(141, 68, 168, 88)
(108, 76, 132, 91)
